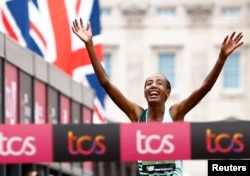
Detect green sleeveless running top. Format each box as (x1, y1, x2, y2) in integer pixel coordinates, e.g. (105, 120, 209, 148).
(137, 106, 183, 176)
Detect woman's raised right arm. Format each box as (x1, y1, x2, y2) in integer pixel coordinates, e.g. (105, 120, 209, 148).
(72, 18, 143, 122)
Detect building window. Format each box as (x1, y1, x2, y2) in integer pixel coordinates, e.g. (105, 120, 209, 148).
(158, 53, 175, 88)
(157, 8, 176, 17)
(221, 7, 240, 17)
(104, 53, 111, 77)
(101, 8, 112, 17)
(223, 53, 240, 89)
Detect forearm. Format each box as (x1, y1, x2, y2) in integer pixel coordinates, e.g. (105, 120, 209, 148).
(202, 52, 227, 92)
(85, 40, 109, 85)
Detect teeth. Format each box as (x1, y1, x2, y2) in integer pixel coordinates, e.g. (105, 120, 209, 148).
(150, 91, 158, 96)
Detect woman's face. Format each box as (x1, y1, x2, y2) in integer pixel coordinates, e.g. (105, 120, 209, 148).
(144, 74, 170, 104)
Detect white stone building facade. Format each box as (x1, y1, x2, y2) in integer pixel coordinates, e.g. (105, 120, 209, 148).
(99, 0, 250, 175)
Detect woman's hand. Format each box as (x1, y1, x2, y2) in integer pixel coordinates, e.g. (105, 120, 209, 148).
(72, 18, 93, 44)
(220, 32, 244, 58)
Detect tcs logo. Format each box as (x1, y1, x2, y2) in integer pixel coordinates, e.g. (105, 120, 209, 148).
(0, 132, 36, 156)
(136, 130, 174, 154)
(68, 131, 106, 155)
(206, 129, 244, 153)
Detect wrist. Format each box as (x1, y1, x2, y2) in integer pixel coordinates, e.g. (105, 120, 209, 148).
(84, 39, 94, 47)
(219, 52, 227, 61)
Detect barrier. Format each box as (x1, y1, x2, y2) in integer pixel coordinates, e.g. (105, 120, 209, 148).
(0, 121, 249, 163)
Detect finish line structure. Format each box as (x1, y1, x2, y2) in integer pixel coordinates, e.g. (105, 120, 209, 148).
(0, 121, 249, 163)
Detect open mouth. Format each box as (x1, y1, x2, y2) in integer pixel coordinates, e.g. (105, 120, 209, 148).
(149, 90, 159, 98)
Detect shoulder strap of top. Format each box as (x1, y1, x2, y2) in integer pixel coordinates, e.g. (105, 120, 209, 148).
(139, 109, 147, 122)
(139, 106, 172, 122)
(163, 105, 173, 122)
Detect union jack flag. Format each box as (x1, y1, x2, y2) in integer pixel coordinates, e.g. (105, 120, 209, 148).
(0, 0, 106, 123)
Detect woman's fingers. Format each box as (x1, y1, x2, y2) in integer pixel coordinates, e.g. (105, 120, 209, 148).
(234, 32, 243, 43)
(229, 31, 236, 40)
(80, 18, 84, 29)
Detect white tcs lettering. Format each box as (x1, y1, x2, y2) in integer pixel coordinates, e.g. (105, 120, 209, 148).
(136, 130, 174, 154)
(0, 133, 36, 156)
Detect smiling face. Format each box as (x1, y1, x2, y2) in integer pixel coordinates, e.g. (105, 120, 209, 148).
(144, 74, 171, 105)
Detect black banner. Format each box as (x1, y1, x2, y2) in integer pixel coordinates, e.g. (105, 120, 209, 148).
(0, 58, 3, 123)
(47, 86, 59, 124)
(53, 124, 120, 161)
(19, 71, 33, 124)
(191, 121, 250, 159)
(208, 159, 250, 176)
(71, 100, 81, 124)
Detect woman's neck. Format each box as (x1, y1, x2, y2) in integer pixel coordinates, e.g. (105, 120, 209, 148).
(147, 106, 165, 122)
